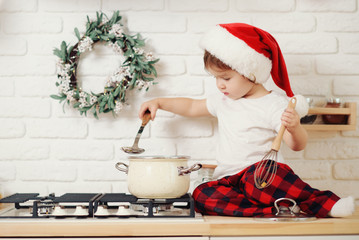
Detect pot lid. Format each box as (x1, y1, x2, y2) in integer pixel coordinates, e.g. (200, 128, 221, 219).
(254, 198, 317, 222)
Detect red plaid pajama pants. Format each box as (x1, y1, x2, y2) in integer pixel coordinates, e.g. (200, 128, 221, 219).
(193, 161, 340, 218)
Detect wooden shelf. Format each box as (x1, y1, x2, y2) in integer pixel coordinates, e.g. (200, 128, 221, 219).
(302, 102, 357, 131)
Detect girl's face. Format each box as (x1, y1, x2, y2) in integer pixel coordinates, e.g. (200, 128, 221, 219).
(207, 67, 255, 100)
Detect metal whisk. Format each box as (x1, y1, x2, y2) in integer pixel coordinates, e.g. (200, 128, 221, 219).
(254, 97, 297, 189)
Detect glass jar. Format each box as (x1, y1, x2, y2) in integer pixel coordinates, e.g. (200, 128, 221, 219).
(322, 98, 348, 124)
(300, 98, 317, 124)
(0, 184, 2, 208)
(193, 164, 216, 187)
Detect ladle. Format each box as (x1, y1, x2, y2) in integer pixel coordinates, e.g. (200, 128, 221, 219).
(122, 111, 151, 154)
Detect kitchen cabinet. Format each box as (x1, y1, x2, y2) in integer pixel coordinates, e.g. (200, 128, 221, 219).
(302, 102, 357, 131)
(211, 236, 359, 240)
(0, 237, 357, 240)
(0, 238, 209, 240)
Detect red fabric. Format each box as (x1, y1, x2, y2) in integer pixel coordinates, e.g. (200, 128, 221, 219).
(193, 161, 339, 218)
(219, 23, 294, 98)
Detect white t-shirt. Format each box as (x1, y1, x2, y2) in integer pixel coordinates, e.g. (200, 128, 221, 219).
(206, 91, 289, 179)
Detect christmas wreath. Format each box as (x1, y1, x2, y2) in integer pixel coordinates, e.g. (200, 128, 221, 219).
(51, 11, 159, 119)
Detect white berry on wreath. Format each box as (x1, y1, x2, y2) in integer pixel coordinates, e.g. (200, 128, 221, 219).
(51, 11, 159, 119)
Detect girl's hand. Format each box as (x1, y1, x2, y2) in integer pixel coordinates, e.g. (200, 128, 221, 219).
(138, 99, 160, 120)
(282, 107, 308, 151)
(281, 108, 301, 133)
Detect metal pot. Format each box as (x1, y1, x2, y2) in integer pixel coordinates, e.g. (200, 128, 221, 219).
(115, 156, 201, 199)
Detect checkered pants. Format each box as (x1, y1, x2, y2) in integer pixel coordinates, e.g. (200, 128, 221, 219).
(193, 161, 339, 218)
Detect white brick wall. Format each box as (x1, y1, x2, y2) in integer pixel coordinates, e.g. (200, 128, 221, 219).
(0, 0, 358, 206)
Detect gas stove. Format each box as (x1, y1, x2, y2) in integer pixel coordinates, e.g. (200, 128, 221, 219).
(0, 193, 196, 218)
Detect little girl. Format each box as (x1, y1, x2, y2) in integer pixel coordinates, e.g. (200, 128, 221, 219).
(139, 23, 354, 218)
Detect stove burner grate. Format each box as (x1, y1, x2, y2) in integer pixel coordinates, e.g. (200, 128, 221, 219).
(0, 193, 196, 218)
(0, 193, 40, 204)
(94, 193, 195, 218)
(96, 193, 138, 203)
(53, 193, 100, 203)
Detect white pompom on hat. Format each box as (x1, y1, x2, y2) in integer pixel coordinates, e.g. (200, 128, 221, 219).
(200, 23, 308, 117)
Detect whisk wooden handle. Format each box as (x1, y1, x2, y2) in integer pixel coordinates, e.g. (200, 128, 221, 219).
(271, 97, 297, 151)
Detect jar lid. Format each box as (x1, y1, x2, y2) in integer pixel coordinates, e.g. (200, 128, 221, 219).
(305, 97, 313, 106)
(201, 164, 217, 169)
(326, 98, 342, 104)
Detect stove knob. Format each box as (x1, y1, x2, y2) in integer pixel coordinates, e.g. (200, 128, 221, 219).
(95, 205, 110, 216)
(52, 206, 67, 216)
(116, 205, 133, 216)
(74, 205, 88, 216)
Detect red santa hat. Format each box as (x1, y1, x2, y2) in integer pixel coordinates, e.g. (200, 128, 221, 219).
(200, 23, 308, 117)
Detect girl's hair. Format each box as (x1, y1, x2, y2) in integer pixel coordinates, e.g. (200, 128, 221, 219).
(203, 50, 232, 70)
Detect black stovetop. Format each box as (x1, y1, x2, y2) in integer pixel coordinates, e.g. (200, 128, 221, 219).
(0, 193, 195, 218)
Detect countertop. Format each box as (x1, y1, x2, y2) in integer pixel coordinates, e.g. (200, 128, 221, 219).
(0, 207, 358, 237)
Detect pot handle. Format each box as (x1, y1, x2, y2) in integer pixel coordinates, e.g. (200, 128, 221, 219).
(178, 163, 202, 176)
(274, 198, 301, 215)
(115, 162, 129, 174)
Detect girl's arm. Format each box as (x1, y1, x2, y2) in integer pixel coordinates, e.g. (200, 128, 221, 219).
(282, 108, 308, 151)
(139, 98, 211, 120)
